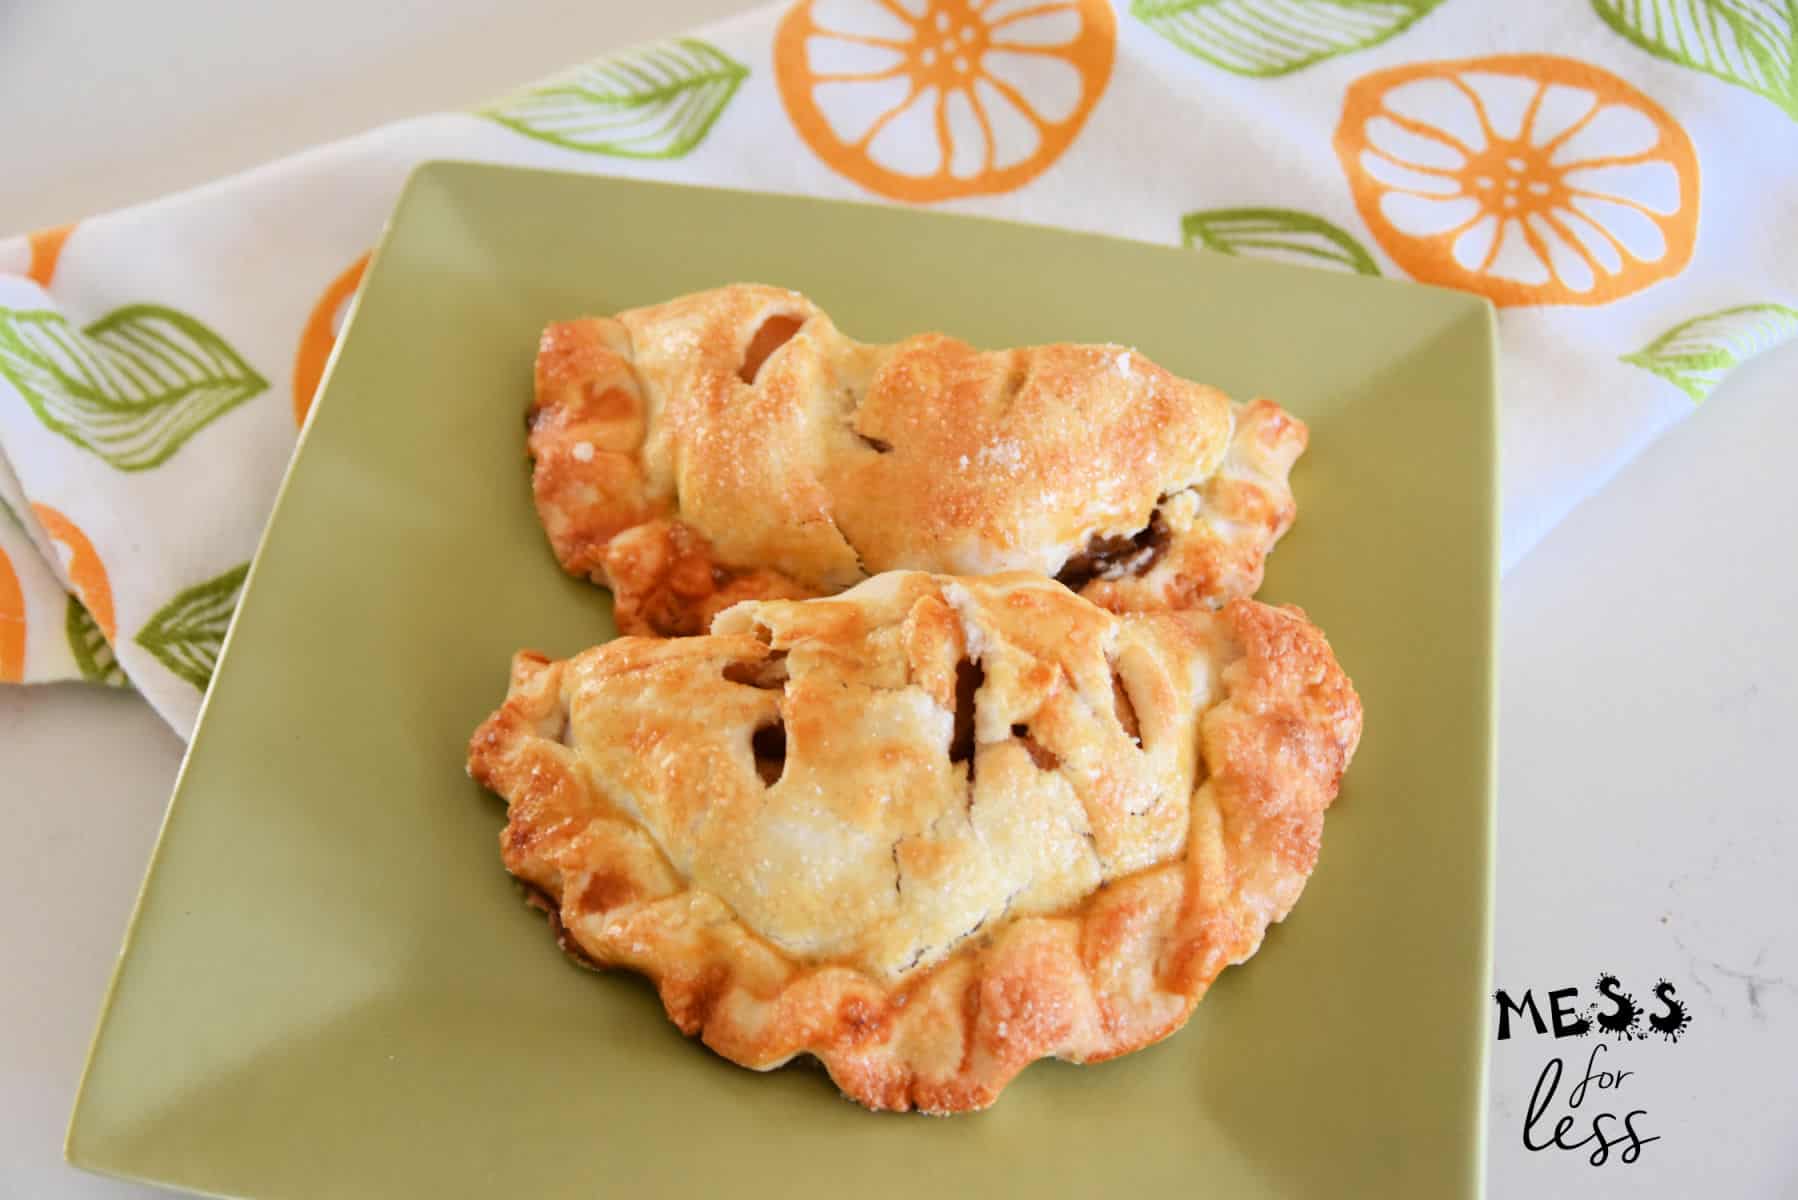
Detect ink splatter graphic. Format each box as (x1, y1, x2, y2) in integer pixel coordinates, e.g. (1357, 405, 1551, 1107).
(1591, 973, 1644, 1041)
(1649, 980, 1692, 1044)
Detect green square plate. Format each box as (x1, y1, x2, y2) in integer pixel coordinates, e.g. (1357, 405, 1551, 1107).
(69, 163, 1497, 1198)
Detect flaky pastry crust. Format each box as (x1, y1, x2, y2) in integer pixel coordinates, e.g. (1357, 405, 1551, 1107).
(467, 573, 1360, 1112)
(528, 285, 1306, 635)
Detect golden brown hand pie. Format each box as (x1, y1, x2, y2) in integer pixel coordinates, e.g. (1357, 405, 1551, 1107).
(467, 572, 1361, 1112)
(528, 285, 1306, 635)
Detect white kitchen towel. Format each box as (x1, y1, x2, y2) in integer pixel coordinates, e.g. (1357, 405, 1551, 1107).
(3, 0, 1795, 735)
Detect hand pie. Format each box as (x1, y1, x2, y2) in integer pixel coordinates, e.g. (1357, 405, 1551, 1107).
(467, 572, 1361, 1112)
(528, 285, 1306, 635)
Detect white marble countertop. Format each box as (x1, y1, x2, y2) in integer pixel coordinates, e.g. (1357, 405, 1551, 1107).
(3, 2, 1794, 1196)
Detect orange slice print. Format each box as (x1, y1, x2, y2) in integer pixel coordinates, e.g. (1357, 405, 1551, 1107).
(291, 251, 371, 426)
(774, 0, 1115, 203)
(0, 546, 24, 682)
(1335, 55, 1699, 307)
(26, 224, 73, 288)
(32, 504, 114, 644)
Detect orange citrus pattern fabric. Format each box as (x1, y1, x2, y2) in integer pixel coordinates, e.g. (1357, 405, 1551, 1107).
(0, 545, 24, 682)
(1335, 55, 1699, 307)
(26, 223, 73, 288)
(31, 504, 115, 644)
(774, 0, 1114, 203)
(291, 251, 372, 426)
(0, 10, 1789, 717)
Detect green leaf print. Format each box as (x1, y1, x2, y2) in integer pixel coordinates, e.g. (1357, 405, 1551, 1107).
(67, 595, 127, 688)
(1132, 0, 1446, 76)
(481, 38, 748, 157)
(1622, 303, 1798, 402)
(134, 563, 248, 692)
(1182, 207, 1382, 275)
(0, 305, 267, 471)
(1593, 0, 1796, 120)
